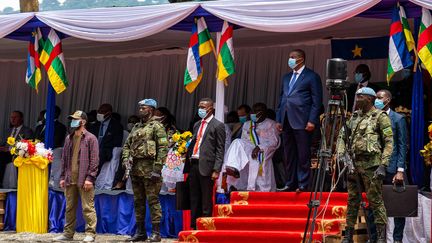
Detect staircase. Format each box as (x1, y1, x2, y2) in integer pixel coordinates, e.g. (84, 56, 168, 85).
(178, 191, 349, 242)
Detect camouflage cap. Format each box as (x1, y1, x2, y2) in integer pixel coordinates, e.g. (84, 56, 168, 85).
(138, 99, 157, 108)
(68, 110, 88, 120)
(356, 87, 376, 97)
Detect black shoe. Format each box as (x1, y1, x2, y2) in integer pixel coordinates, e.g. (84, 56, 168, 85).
(296, 186, 307, 193)
(225, 166, 240, 178)
(130, 222, 147, 242)
(146, 224, 161, 242)
(276, 185, 293, 192)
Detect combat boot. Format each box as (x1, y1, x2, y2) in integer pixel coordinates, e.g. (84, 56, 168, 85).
(146, 224, 161, 242)
(341, 227, 354, 243)
(129, 222, 147, 242)
(376, 224, 386, 243)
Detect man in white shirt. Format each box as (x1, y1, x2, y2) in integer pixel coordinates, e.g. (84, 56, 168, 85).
(225, 103, 280, 192)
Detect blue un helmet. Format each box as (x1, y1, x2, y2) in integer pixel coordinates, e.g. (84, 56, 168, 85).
(355, 87, 376, 97)
(138, 99, 157, 108)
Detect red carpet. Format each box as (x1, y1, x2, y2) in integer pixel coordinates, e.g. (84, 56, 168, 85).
(178, 191, 350, 242)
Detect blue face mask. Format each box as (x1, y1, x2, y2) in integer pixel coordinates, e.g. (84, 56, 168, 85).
(239, 116, 247, 124)
(354, 73, 363, 83)
(198, 108, 207, 119)
(250, 114, 257, 122)
(374, 99, 385, 110)
(288, 58, 297, 69)
(70, 119, 81, 128)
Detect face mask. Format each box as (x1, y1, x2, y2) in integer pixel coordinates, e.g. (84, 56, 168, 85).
(70, 119, 81, 128)
(96, 113, 105, 122)
(127, 123, 134, 131)
(374, 99, 385, 110)
(354, 73, 363, 83)
(43, 113, 47, 120)
(288, 58, 297, 69)
(239, 116, 247, 124)
(250, 114, 257, 122)
(198, 108, 207, 119)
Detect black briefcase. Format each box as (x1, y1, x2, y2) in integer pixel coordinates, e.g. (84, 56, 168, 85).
(176, 179, 190, 210)
(382, 183, 418, 217)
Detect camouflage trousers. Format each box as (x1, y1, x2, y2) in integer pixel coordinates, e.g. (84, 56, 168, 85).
(131, 175, 162, 224)
(346, 167, 387, 227)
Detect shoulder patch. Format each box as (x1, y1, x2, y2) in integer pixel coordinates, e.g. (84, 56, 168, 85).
(383, 127, 392, 136)
(159, 137, 168, 144)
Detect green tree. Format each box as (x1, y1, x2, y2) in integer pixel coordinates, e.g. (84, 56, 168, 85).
(40, 0, 61, 11)
(62, 0, 97, 9)
(2, 7, 15, 14)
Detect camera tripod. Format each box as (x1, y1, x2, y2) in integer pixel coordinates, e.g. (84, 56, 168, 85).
(301, 89, 371, 243)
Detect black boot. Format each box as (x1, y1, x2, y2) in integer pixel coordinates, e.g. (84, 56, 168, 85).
(376, 224, 386, 243)
(130, 222, 147, 242)
(341, 227, 354, 243)
(146, 224, 161, 242)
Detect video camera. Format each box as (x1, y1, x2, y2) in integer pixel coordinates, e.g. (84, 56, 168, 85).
(325, 58, 349, 92)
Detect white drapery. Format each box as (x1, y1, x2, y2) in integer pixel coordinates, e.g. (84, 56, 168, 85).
(202, 0, 381, 32)
(0, 13, 34, 38)
(409, 0, 432, 9)
(35, 3, 198, 42)
(0, 0, 380, 42)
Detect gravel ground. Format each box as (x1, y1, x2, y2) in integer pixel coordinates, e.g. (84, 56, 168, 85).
(0, 232, 177, 242)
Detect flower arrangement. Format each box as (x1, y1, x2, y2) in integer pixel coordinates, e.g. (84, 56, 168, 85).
(420, 124, 432, 167)
(171, 131, 193, 156)
(7, 137, 53, 169)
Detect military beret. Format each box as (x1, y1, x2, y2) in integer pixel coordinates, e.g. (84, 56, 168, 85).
(356, 87, 376, 97)
(138, 99, 157, 108)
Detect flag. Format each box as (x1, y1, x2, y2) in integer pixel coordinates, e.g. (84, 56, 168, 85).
(418, 8, 432, 76)
(399, 5, 415, 52)
(26, 28, 43, 91)
(387, 6, 413, 82)
(216, 21, 235, 82)
(331, 36, 389, 60)
(184, 17, 215, 93)
(40, 29, 68, 94)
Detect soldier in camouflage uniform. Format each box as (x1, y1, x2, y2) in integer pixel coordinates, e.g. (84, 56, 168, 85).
(336, 87, 393, 243)
(122, 99, 168, 242)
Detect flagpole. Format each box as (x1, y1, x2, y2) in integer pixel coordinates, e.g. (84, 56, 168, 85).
(44, 82, 55, 149)
(215, 78, 225, 122)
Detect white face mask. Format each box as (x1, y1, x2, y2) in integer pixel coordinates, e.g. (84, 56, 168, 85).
(127, 123, 134, 131)
(96, 113, 105, 122)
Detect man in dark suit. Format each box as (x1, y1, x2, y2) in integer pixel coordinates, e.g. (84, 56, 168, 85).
(0, 111, 34, 188)
(276, 49, 323, 192)
(183, 98, 226, 229)
(88, 104, 123, 174)
(368, 89, 408, 243)
(347, 64, 380, 112)
(34, 106, 67, 148)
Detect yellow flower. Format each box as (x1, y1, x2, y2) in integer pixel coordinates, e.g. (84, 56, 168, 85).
(10, 147, 16, 155)
(178, 146, 185, 154)
(181, 131, 192, 140)
(172, 133, 180, 142)
(7, 137, 15, 146)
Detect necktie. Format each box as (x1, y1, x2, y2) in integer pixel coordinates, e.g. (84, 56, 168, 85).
(11, 128, 17, 138)
(287, 72, 298, 94)
(193, 120, 207, 155)
(98, 123, 104, 143)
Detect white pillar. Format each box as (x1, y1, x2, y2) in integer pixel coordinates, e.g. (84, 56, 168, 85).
(215, 80, 225, 122)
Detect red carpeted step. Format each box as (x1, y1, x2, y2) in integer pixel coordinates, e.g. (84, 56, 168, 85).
(196, 216, 344, 233)
(178, 230, 330, 243)
(230, 191, 349, 205)
(214, 203, 347, 219)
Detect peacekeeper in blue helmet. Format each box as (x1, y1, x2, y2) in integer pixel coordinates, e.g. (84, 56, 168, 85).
(122, 98, 168, 242)
(336, 87, 393, 243)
